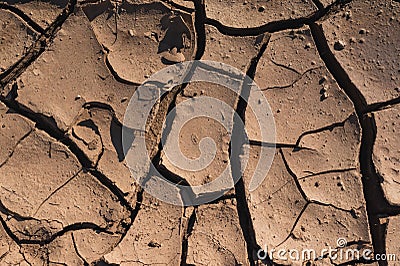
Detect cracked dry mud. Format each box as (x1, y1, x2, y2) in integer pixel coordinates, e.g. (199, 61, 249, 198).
(0, 0, 399, 265)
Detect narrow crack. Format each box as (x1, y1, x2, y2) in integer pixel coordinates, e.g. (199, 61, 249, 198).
(0, 2, 45, 34)
(299, 167, 357, 180)
(0, 127, 33, 168)
(32, 169, 83, 217)
(0, 0, 77, 89)
(71, 232, 90, 266)
(180, 207, 197, 266)
(161, 0, 194, 13)
(193, 0, 206, 59)
(230, 34, 272, 266)
(262, 66, 324, 91)
(101, 44, 141, 86)
(204, 0, 352, 36)
(364, 96, 400, 114)
(294, 114, 354, 147)
(249, 139, 315, 151)
(278, 149, 364, 248)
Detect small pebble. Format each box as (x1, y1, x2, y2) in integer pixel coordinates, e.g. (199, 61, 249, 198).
(75, 95, 81, 100)
(319, 76, 327, 84)
(359, 38, 365, 43)
(121, 97, 128, 103)
(148, 240, 161, 248)
(304, 42, 311, 49)
(258, 6, 265, 12)
(334, 40, 346, 51)
(349, 37, 357, 43)
(320, 92, 328, 101)
(359, 28, 367, 34)
(128, 29, 135, 37)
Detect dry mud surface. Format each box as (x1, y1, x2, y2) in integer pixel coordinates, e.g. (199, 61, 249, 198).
(0, 0, 399, 265)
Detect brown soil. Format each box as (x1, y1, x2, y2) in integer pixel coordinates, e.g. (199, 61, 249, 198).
(0, 0, 399, 265)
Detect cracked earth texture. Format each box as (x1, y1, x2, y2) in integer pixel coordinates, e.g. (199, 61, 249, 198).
(0, 0, 399, 265)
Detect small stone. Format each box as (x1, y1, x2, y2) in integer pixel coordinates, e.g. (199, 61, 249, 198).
(75, 95, 82, 100)
(320, 85, 328, 94)
(161, 47, 185, 64)
(148, 240, 161, 248)
(121, 97, 128, 103)
(258, 6, 265, 12)
(304, 42, 311, 49)
(319, 76, 327, 84)
(334, 40, 346, 51)
(359, 38, 365, 44)
(128, 29, 135, 37)
(359, 28, 367, 34)
(320, 92, 328, 101)
(88, 140, 97, 150)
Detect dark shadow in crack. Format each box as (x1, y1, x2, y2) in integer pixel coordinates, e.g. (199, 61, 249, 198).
(110, 117, 135, 162)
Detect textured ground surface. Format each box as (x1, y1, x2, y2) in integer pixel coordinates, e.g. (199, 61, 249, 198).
(0, 0, 399, 265)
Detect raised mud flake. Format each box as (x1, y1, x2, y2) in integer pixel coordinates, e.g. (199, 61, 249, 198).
(373, 105, 400, 205)
(16, 9, 136, 131)
(186, 202, 248, 265)
(0, 10, 37, 74)
(254, 28, 324, 91)
(205, 0, 317, 28)
(319, 0, 400, 105)
(203, 25, 263, 71)
(70, 106, 136, 197)
(4, 0, 68, 28)
(84, 0, 195, 84)
(103, 192, 182, 265)
(71, 229, 121, 264)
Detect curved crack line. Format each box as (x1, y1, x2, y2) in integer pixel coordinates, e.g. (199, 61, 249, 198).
(0, 2, 45, 34)
(204, 0, 352, 37)
(0, 213, 117, 246)
(101, 44, 141, 86)
(0, 127, 33, 168)
(71, 232, 90, 266)
(270, 59, 301, 76)
(160, 0, 194, 13)
(261, 66, 324, 91)
(294, 113, 354, 147)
